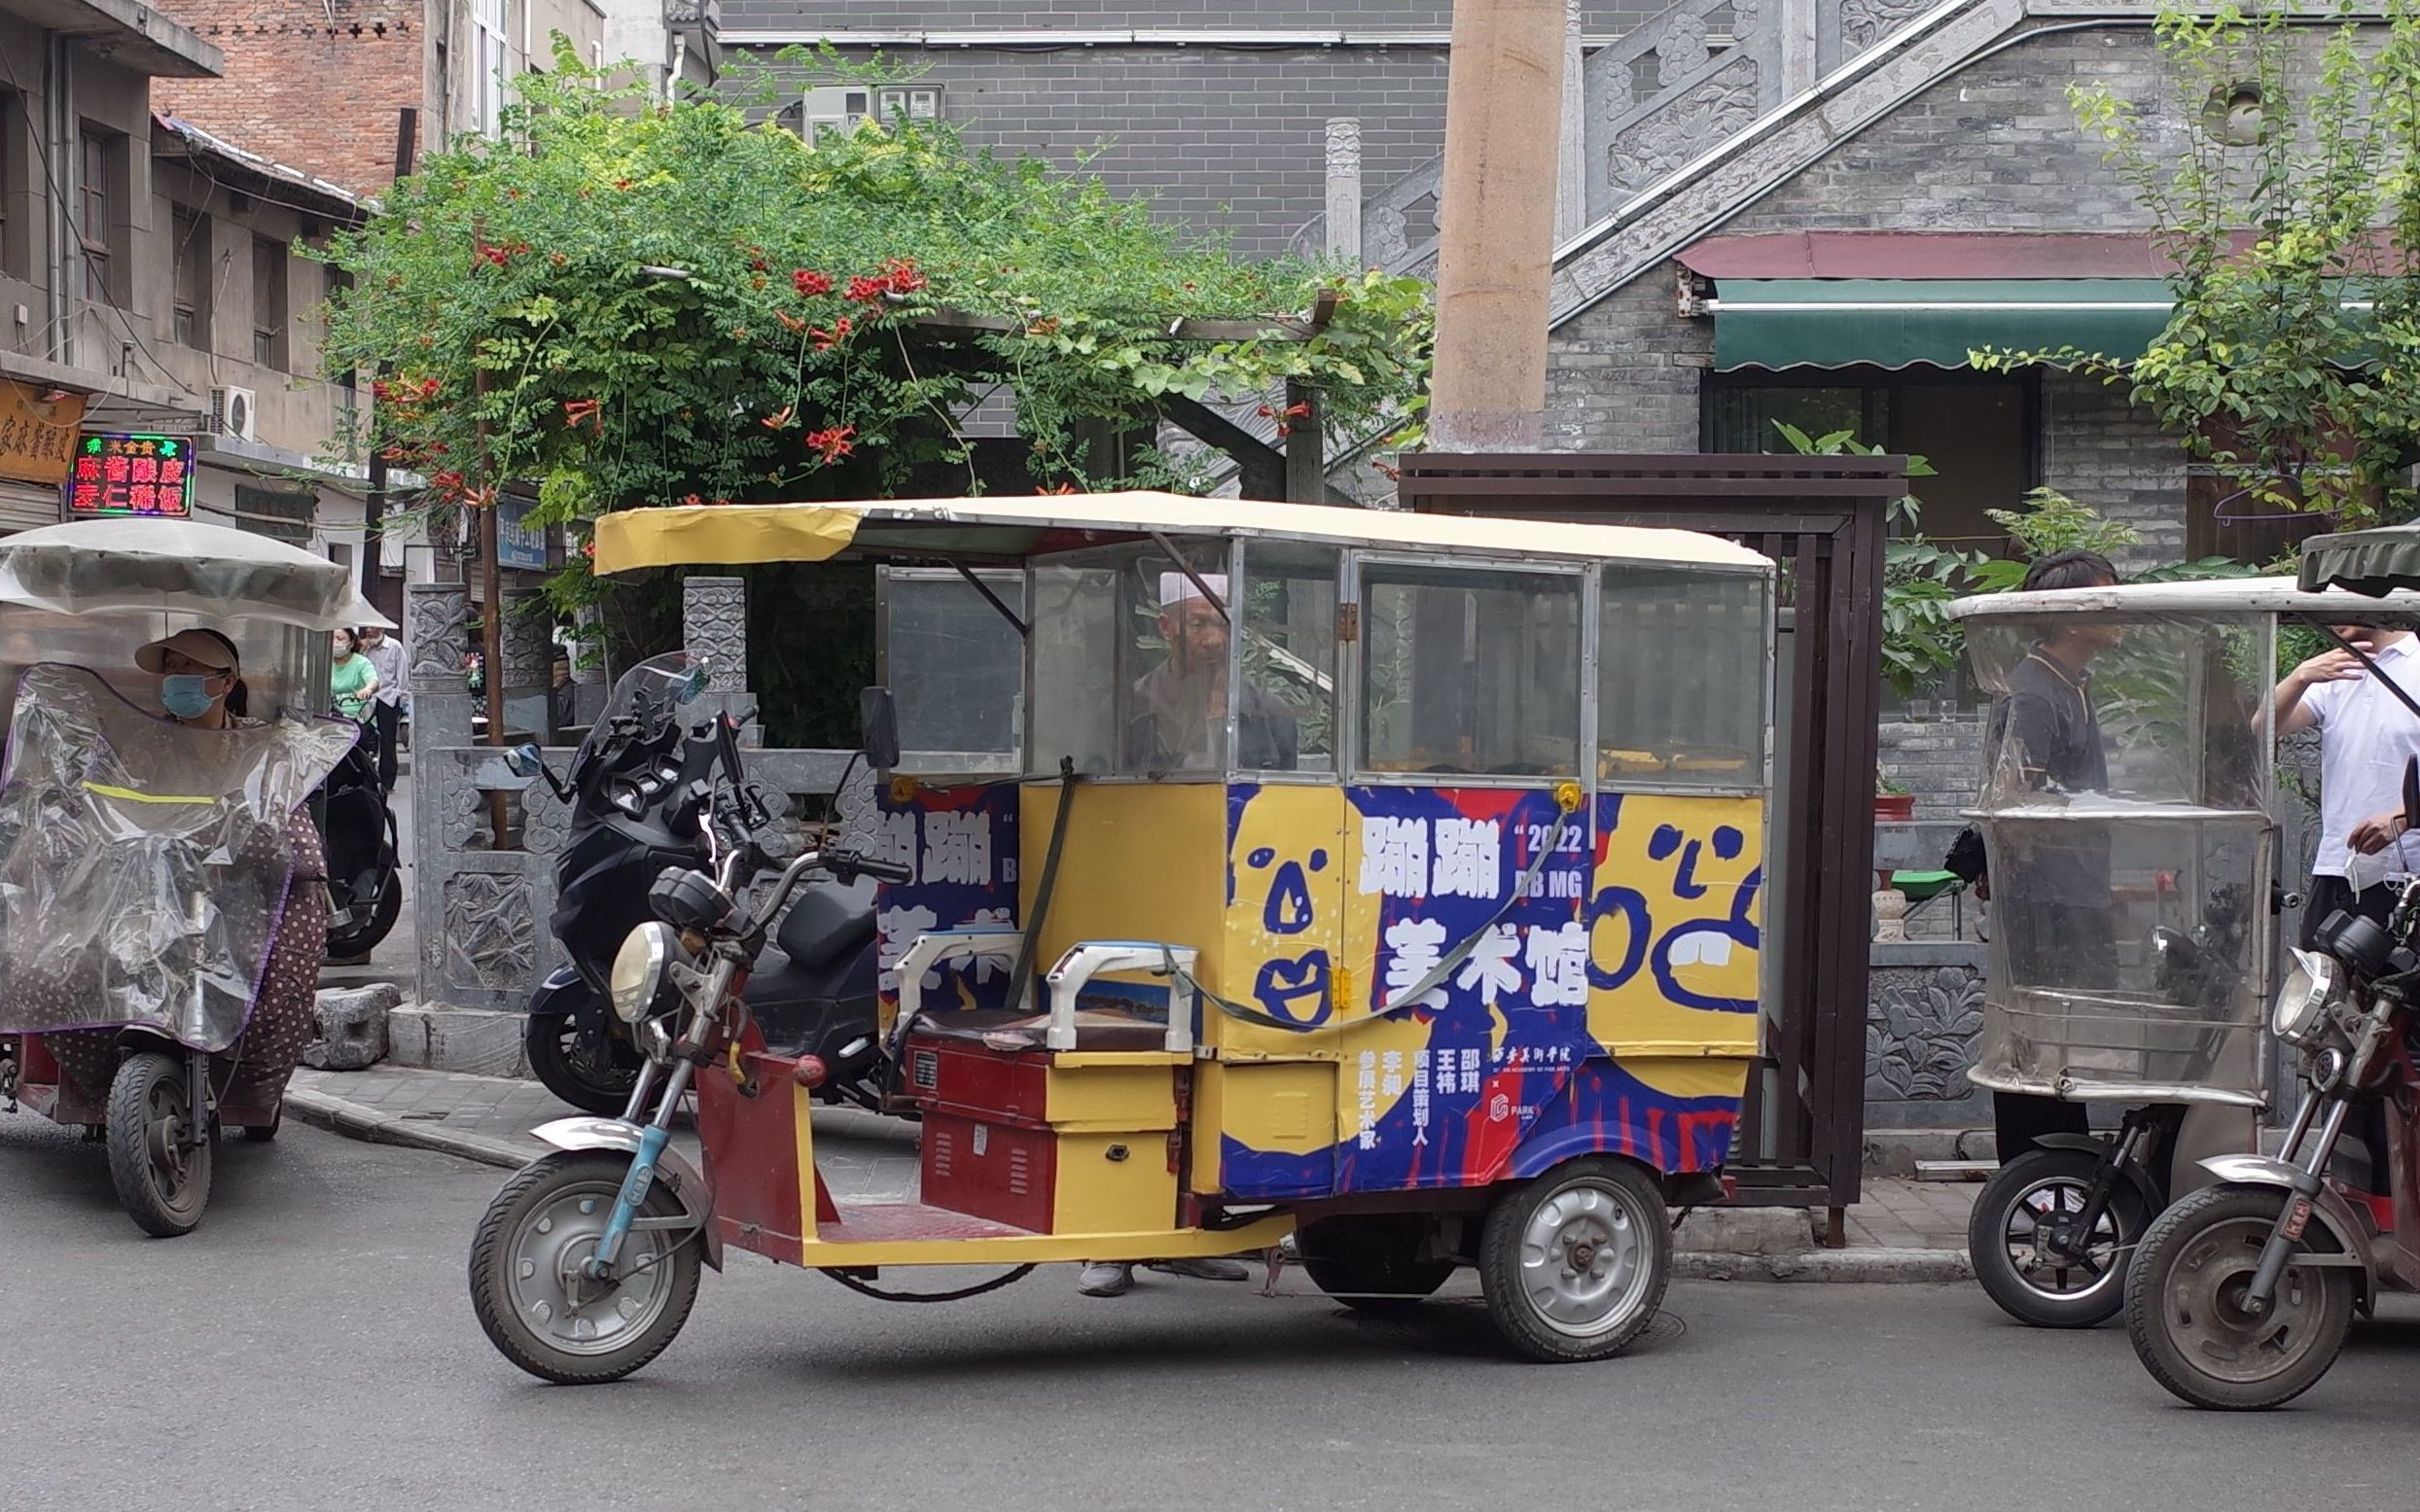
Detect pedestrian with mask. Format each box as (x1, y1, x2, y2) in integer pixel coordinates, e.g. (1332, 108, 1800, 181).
(356, 623, 407, 790)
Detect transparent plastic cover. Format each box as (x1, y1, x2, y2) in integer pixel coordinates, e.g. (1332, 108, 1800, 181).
(0, 664, 355, 1050)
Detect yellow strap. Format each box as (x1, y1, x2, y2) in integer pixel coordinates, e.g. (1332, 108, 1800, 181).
(83, 782, 216, 805)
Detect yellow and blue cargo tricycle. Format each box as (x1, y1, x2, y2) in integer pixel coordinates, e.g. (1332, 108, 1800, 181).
(467, 491, 1777, 1380)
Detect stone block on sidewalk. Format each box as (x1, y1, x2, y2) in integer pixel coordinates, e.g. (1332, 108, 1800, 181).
(385, 1003, 529, 1078)
(1672, 1205, 1815, 1255)
(304, 983, 400, 1071)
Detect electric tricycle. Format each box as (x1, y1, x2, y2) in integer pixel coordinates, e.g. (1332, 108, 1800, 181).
(1945, 576, 2420, 1330)
(0, 517, 372, 1234)
(467, 491, 1778, 1381)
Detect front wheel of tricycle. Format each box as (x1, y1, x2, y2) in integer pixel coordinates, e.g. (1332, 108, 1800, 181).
(1968, 1147, 2147, 1329)
(469, 1150, 702, 1385)
(105, 1051, 213, 1237)
(2124, 1183, 2356, 1411)
(1478, 1157, 1671, 1362)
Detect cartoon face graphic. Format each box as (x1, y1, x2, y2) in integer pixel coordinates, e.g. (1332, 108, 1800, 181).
(1588, 793, 1765, 1043)
(1226, 785, 1346, 1031)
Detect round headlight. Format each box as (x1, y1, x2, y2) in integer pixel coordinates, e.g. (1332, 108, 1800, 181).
(609, 922, 675, 1025)
(2273, 948, 2336, 1046)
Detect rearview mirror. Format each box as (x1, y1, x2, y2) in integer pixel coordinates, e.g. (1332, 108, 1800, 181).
(2404, 755, 2418, 831)
(505, 742, 545, 780)
(860, 686, 901, 774)
(675, 659, 711, 707)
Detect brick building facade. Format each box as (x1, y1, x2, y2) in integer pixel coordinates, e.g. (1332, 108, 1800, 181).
(728, 3, 1660, 260)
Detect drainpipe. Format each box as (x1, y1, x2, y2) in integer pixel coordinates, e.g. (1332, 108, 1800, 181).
(42, 32, 72, 366)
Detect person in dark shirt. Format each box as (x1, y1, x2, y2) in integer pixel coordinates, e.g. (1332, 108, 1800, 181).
(1122, 572, 1298, 775)
(1982, 548, 2121, 1160)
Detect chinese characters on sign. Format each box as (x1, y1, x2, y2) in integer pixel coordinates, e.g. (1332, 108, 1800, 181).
(63, 433, 195, 519)
(0, 381, 85, 486)
(495, 494, 550, 571)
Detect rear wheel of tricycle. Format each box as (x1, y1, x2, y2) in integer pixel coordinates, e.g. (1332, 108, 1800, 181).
(1969, 1147, 2148, 1328)
(469, 1150, 702, 1385)
(1477, 1157, 1671, 1362)
(1298, 1215, 1456, 1312)
(105, 1051, 214, 1238)
(2125, 1183, 2356, 1411)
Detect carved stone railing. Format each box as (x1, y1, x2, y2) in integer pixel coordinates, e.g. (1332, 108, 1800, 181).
(1291, 0, 1947, 273)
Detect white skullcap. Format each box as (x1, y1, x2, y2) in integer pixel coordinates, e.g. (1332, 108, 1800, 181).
(1159, 572, 1228, 610)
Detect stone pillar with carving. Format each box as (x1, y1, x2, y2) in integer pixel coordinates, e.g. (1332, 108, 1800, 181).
(406, 581, 474, 751)
(1324, 119, 1363, 264)
(498, 587, 552, 744)
(684, 575, 757, 744)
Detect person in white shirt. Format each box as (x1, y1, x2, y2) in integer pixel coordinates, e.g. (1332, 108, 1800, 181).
(356, 624, 409, 791)
(2273, 623, 2420, 944)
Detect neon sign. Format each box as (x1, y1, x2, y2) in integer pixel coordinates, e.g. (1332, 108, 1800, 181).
(63, 433, 196, 519)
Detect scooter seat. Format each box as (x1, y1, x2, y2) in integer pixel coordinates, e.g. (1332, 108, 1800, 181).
(776, 879, 876, 973)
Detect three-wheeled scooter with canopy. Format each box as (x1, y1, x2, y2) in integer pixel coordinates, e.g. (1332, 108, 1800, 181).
(467, 491, 1780, 1382)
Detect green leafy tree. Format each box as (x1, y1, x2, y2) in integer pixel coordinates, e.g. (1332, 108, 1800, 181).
(1975, 0, 2420, 527)
(319, 48, 1431, 621)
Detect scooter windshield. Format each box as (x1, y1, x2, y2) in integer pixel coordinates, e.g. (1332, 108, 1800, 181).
(576, 651, 710, 763)
(0, 663, 354, 1051)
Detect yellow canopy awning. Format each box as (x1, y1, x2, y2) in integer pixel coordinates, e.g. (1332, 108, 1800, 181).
(589, 491, 1772, 577)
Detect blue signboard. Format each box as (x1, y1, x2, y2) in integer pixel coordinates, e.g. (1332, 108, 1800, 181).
(496, 495, 550, 571)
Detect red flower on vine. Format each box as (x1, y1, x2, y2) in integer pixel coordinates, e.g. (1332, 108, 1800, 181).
(563, 398, 602, 432)
(809, 316, 853, 352)
(762, 405, 795, 431)
(806, 425, 855, 464)
(792, 268, 833, 297)
(680, 493, 705, 508)
(843, 274, 889, 303)
(878, 257, 927, 295)
(580, 541, 596, 560)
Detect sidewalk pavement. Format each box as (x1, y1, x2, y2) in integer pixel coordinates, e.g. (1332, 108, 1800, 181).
(285, 1064, 1977, 1283)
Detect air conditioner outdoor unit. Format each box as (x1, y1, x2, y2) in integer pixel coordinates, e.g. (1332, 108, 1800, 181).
(781, 86, 872, 146)
(210, 385, 256, 441)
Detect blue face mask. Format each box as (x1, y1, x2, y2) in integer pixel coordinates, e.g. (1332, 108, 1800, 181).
(160, 674, 217, 720)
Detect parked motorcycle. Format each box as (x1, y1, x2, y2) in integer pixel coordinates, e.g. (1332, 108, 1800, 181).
(319, 732, 404, 961)
(2125, 757, 2420, 1409)
(513, 651, 889, 1117)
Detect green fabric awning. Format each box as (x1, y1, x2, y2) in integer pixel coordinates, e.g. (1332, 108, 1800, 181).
(1709, 279, 2178, 372)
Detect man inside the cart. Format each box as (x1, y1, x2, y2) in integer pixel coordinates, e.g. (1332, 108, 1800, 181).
(1984, 548, 2121, 1160)
(1077, 571, 1292, 1297)
(1125, 572, 1298, 774)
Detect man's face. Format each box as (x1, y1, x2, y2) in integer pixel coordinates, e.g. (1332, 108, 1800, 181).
(2332, 622, 2379, 651)
(359, 628, 384, 649)
(1160, 595, 1228, 675)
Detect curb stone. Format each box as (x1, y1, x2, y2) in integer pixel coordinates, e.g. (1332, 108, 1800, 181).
(289, 1091, 1975, 1283)
(282, 1084, 531, 1171)
(1674, 1248, 1975, 1283)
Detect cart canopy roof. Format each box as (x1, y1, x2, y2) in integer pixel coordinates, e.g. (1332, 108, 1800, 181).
(0, 518, 392, 630)
(590, 490, 1770, 577)
(2298, 522, 2420, 597)
(1949, 574, 2420, 623)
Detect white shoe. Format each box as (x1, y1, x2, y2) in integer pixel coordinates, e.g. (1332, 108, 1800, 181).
(1078, 1261, 1135, 1297)
(1147, 1256, 1251, 1282)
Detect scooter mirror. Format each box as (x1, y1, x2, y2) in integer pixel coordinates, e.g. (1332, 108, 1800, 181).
(2405, 755, 2419, 832)
(505, 743, 545, 779)
(860, 686, 901, 774)
(676, 660, 711, 707)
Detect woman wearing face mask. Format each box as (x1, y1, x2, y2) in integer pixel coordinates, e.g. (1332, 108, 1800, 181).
(39, 628, 333, 1115)
(329, 627, 378, 723)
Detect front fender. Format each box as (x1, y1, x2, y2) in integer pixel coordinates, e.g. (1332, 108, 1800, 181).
(2195, 1153, 2377, 1278)
(529, 1117, 723, 1272)
(2032, 1131, 2167, 1211)
(525, 966, 591, 1018)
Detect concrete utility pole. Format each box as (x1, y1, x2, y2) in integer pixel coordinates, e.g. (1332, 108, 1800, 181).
(1427, 0, 1568, 453)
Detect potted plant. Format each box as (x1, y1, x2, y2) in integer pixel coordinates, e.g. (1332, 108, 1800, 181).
(1874, 776, 1915, 825)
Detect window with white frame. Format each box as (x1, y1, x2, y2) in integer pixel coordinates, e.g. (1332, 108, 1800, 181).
(473, 0, 510, 137)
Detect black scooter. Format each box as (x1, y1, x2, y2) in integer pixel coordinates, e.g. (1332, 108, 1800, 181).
(318, 729, 404, 962)
(510, 652, 889, 1116)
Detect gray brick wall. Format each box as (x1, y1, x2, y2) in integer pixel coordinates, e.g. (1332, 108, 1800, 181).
(723, 2, 1469, 27)
(1547, 271, 1708, 452)
(728, 4, 1660, 258)
(2039, 369, 2189, 573)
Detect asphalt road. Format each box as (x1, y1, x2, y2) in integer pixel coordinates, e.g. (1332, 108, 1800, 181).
(5, 1113, 2418, 1512)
